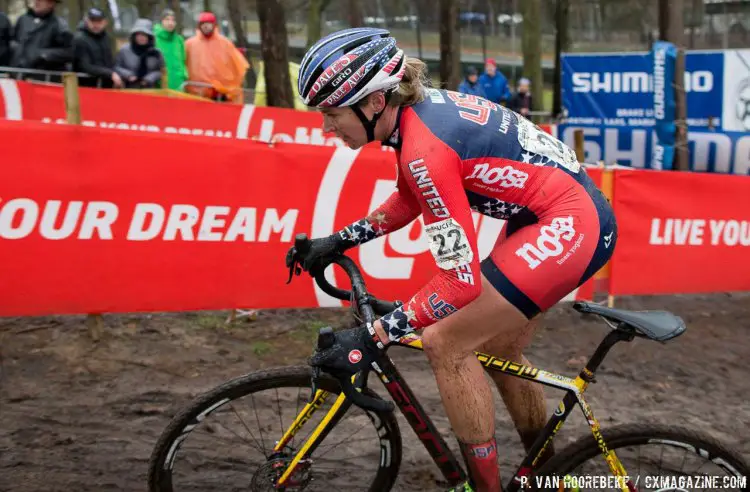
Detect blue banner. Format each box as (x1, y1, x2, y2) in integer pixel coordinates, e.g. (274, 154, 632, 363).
(562, 51, 724, 130)
(558, 124, 750, 175)
(651, 41, 677, 170)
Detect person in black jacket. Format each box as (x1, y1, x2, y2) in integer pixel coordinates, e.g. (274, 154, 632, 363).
(509, 77, 533, 118)
(0, 12, 11, 67)
(73, 8, 122, 88)
(11, 0, 73, 77)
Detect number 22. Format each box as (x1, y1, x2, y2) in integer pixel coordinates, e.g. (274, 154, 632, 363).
(435, 229, 466, 255)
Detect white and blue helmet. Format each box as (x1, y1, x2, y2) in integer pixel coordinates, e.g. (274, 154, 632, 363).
(298, 28, 406, 108)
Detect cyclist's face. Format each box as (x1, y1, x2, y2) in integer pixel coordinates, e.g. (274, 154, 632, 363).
(321, 107, 366, 149)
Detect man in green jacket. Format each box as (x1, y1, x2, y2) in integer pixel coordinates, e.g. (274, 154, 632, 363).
(153, 9, 187, 90)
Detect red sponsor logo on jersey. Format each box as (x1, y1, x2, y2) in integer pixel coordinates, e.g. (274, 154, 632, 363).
(348, 349, 363, 364)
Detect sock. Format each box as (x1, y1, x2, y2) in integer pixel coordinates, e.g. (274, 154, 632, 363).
(459, 437, 501, 492)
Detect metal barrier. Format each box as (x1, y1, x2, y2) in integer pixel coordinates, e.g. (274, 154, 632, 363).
(180, 80, 254, 104)
(0, 66, 101, 86)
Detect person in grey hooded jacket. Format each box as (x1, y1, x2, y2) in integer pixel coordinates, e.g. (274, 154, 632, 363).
(114, 18, 164, 88)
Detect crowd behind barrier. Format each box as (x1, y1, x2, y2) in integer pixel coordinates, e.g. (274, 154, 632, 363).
(0, 5, 253, 103)
(0, 118, 748, 317)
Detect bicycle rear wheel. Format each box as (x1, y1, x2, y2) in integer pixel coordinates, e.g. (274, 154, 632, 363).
(148, 366, 402, 492)
(536, 423, 749, 491)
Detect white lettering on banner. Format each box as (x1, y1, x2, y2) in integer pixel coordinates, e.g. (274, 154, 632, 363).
(75, 202, 118, 239)
(40, 201, 84, 239)
(128, 204, 165, 240)
(128, 203, 298, 242)
(255, 118, 395, 152)
(649, 218, 750, 246)
(649, 218, 706, 245)
(709, 220, 750, 246)
(692, 132, 732, 173)
(733, 135, 750, 175)
(653, 48, 666, 120)
(572, 71, 713, 94)
(0, 199, 117, 240)
(0, 198, 39, 239)
(40, 117, 234, 138)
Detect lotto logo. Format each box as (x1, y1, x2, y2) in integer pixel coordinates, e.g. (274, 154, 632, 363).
(467, 163, 528, 189)
(515, 217, 576, 270)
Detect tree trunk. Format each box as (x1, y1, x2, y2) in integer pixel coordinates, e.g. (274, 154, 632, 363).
(65, 0, 82, 30)
(136, 0, 151, 17)
(439, 0, 460, 90)
(552, 0, 569, 118)
(203, 0, 212, 13)
(521, 0, 542, 113)
(658, 0, 689, 171)
(257, 0, 294, 108)
(347, 0, 364, 27)
(167, 0, 183, 34)
(227, 0, 248, 48)
(307, 0, 331, 48)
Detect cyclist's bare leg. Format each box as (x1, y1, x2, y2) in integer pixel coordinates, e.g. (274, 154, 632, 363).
(391, 275, 528, 492)
(478, 320, 555, 466)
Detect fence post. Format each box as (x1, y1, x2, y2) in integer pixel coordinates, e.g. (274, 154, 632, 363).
(573, 128, 585, 163)
(63, 72, 104, 337)
(63, 72, 81, 125)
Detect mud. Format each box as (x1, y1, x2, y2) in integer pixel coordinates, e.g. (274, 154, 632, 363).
(1, 293, 749, 491)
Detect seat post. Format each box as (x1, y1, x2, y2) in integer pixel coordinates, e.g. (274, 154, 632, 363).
(581, 325, 635, 377)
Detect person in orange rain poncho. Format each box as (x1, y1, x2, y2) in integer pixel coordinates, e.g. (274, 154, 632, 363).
(185, 12, 249, 103)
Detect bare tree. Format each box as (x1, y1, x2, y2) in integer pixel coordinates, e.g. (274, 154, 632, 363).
(439, 0, 460, 90)
(227, 0, 248, 48)
(552, 0, 570, 118)
(659, 0, 689, 171)
(64, 0, 84, 28)
(348, 0, 364, 27)
(521, 0, 542, 113)
(257, 0, 295, 108)
(307, 0, 332, 48)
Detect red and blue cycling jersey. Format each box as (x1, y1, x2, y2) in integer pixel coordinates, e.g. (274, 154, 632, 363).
(338, 88, 617, 340)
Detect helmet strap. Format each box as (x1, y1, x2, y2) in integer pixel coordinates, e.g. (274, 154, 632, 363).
(350, 91, 393, 143)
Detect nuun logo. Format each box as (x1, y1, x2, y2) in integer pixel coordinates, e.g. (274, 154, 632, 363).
(572, 71, 713, 94)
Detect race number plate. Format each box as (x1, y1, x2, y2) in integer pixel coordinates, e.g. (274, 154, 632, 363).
(425, 218, 473, 270)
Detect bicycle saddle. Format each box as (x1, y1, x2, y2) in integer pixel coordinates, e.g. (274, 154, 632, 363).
(573, 301, 686, 342)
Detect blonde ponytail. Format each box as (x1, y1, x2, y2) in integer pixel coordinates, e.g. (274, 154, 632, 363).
(391, 56, 428, 106)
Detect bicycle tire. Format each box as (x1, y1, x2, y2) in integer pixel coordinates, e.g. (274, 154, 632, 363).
(147, 365, 403, 492)
(536, 423, 749, 491)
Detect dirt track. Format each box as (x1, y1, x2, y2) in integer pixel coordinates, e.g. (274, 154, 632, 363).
(1, 293, 749, 491)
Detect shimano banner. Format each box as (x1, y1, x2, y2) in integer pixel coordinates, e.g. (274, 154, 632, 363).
(562, 50, 723, 130)
(651, 41, 677, 170)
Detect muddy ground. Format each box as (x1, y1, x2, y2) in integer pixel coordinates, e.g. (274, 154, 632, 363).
(1, 293, 749, 491)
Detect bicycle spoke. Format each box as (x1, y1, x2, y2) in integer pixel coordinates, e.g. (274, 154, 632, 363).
(205, 415, 264, 454)
(275, 388, 284, 436)
(250, 393, 268, 455)
(292, 386, 301, 450)
(314, 426, 372, 458)
(227, 402, 266, 453)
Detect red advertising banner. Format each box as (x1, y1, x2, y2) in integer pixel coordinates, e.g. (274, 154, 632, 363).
(610, 169, 750, 295)
(0, 80, 554, 149)
(0, 120, 520, 316)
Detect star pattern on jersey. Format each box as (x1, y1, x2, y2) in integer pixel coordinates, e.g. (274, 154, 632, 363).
(380, 306, 416, 342)
(471, 197, 526, 220)
(341, 218, 384, 246)
(520, 152, 560, 168)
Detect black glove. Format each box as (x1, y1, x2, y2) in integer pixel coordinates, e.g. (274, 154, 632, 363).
(309, 325, 381, 376)
(285, 234, 345, 275)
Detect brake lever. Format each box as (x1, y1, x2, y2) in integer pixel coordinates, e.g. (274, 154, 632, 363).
(286, 255, 302, 284)
(309, 366, 321, 403)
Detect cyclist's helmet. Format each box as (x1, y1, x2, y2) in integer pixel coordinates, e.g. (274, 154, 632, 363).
(298, 28, 406, 109)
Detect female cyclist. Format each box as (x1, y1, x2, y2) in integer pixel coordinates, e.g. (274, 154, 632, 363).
(287, 28, 617, 492)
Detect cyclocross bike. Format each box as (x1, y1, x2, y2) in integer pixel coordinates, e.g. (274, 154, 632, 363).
(148, 234, 749, 491)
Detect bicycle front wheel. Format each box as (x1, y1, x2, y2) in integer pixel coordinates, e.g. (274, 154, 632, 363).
(536, 423, 749, 491)
(148, 366, 402, 492)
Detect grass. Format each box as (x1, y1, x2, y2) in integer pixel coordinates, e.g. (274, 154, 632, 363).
(251, 341, 273, 356)
(195, 314, 225, 330)
(290, 320, 329, 343)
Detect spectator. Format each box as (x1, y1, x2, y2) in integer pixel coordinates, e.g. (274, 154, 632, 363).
(11, 0, 73, 76)
(478, 58, 512, 105)
(185, 11, 248, 103)
(73, 8, 121, 88)
(0, 12, 11, 67)
(114, 19, 164, 89)
(154, 9, 187, 91)
(457, 66, 486, 98)
(509, 77, 533, 118)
